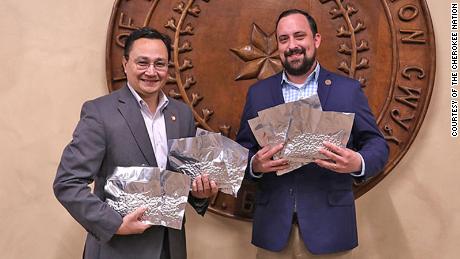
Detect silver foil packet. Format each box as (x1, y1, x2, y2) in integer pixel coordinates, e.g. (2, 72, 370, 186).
(257, 94, 323, 146)
(105, 166, 191, 230)
(284, 107, 354, 163)
(249, 95, 354, 175)
(168, 133, 248, 197)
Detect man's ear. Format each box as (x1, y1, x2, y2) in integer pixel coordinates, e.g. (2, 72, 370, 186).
(122, 56, 128, 73)
(314, 33, 322, 49)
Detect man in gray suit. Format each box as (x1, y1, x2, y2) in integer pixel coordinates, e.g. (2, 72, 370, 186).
(53, 27, 218, 259)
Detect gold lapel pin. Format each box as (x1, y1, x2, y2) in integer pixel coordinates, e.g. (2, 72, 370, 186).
(325, 79, 332, 86)
(171, 115, 176, 121)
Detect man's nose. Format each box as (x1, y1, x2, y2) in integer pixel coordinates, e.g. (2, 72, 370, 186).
(144, 64, 157, 75)
(287, 38, 297, 50)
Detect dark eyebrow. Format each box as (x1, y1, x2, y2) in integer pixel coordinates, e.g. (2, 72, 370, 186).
(134, 56, 167, 62)
(294, 31, 307, 36)
(134, 56, 149, 61)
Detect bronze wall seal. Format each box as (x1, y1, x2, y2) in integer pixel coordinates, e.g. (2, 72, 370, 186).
(106, 0, 435, 220)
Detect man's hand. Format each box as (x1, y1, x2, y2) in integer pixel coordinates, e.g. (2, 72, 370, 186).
(253, 144, 290, 173)
(315, 142, 362, 173)
(116, 207, 151, 235)
(191, 174, 218, 199)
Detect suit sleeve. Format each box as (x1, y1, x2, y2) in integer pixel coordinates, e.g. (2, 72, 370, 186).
(53, 101, 122, 243)
(351, 83, 389, 180)
(183, 106, 209, 216)
(236, 87, 262, 181)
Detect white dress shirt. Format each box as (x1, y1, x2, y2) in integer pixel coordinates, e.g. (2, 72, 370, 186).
(128, 85, 169, 170)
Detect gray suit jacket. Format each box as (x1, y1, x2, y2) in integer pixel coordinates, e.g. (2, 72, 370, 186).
(54, 86, 208, 259)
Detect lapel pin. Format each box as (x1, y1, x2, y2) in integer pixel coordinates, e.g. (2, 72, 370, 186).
(325, 79, 332, 86)
(171, 115, 176, 121)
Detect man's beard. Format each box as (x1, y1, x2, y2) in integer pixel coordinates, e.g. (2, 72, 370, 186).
(282, 47, 315, 76)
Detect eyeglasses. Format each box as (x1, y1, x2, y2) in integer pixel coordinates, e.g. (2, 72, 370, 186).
(129, 58, 169, 72)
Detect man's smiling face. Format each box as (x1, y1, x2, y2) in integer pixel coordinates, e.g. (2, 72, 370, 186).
(122, 38, 169, 99)
(276, 13, 321, 76)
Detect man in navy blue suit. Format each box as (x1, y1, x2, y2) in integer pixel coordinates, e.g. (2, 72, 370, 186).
(236, 9, 389, 258)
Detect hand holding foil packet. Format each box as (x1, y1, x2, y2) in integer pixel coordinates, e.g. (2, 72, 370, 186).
(168, 131, 248, 197)
(248, 94, 355, 175)
(105, 166, 191, 230)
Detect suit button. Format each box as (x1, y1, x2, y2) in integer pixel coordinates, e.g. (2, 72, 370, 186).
(289, 188, 293, 196)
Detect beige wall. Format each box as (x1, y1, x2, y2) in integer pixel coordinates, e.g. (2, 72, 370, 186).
(0, 0, 457, 258)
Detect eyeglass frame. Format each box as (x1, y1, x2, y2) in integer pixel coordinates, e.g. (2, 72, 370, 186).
(124, 55, 169, 72)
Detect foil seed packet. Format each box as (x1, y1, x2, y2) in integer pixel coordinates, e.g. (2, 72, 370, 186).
(168, 132, 248, 197)
(249, 94, 355, 175)
(105, 166, 191, 230)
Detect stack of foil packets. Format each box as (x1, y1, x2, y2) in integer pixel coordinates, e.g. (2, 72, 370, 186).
(248, 94, 355, 175)
(168, 131, 248, 197)
(105, 166, 190, 230)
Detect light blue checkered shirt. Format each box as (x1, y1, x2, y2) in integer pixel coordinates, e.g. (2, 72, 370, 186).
(281, 62, 320, 102)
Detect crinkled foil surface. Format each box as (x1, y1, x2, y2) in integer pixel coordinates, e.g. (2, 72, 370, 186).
(105, 166, 190, 230)
(168, 133, 248, 197)
(248, 95, 355, 175)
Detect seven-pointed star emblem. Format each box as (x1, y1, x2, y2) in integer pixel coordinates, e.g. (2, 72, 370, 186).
(231, 23, 283, 80)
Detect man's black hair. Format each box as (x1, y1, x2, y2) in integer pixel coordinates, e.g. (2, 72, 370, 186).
(123, 27, 172, 61)
(276, 9, 318, 35)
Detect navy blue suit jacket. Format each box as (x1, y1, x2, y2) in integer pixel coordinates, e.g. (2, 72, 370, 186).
(236, 68, 389, 254)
